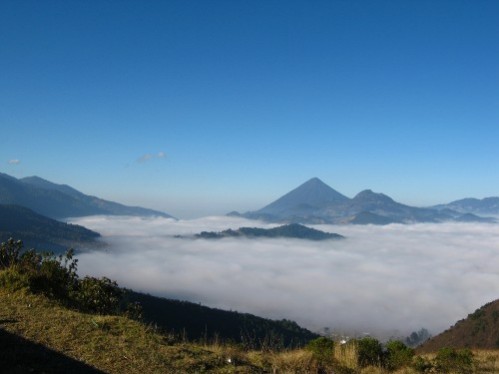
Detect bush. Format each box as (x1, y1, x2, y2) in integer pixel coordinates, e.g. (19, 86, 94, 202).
(0, 238, 23, 269)
(434, 347, 474, 374)
(385, 340, 414, 370)
(412, 355, 433, 373)
(0, 238, 141, 318)
(28, 249, 79, 302)
(306, 336, 334, 364)
(356, 337, 384, 368)
(0, 238, 79, 301)
(76, 276, 123, 314)
(124, 301, 143, 321)
(0, 267, 30, 290)
(305, 337, 356, 373)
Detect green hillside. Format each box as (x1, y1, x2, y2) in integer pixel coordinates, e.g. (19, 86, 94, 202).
(0, 204, 100, 252)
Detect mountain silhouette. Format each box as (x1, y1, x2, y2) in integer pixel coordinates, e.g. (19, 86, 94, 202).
(0, 173, 173, 219)
(239, 178, 497, 225)
(433, 197, 499, 216)
(0, 204, 100, 252)
(245, 178, 348, 222)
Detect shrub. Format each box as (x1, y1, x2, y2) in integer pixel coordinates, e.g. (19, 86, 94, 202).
(0, 238, 23, 269)
(0, 267, 30, 290)
(124, 301, 143, 321)
(434, 347, 474, 374)
(76, 276, 123, 314)
(412, 355, 433, 373)
(356, 337, 384, 368)
(0, 238, 141, 319)
(385, 340, 414, 370)
(28, 249, 79, 302)
(306, 336, 335, 364)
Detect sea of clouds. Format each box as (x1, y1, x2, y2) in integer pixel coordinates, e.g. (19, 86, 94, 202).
(70, 215, 499, 339)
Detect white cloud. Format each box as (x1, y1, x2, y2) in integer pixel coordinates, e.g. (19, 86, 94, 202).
(137, 151, 167, 163)
(71, 216, 499, 339)
(8, 159, 20, 165)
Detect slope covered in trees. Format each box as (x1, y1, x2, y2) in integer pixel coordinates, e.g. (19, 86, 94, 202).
(196, 223, 344, 241)
(0, 204, 100, 252)
(418, 299, 499, 353)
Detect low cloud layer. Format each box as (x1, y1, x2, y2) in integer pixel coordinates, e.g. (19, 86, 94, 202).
(71, 216, 499, 339)
(8, 159, 20, 165)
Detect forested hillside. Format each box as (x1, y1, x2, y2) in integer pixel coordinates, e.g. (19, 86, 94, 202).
(0, 204, 100, 252)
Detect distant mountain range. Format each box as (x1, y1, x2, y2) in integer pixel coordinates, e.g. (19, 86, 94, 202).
(432, 197, 499, 216)
(234, 178, 498, 225)
(195, 223, 344, 240)
(0, 173, 173, 219)
(0, 204, 100, 252)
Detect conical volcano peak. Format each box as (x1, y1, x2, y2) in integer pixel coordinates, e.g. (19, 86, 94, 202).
(305, 177, 326, 185)
(256, 178, 349, 216)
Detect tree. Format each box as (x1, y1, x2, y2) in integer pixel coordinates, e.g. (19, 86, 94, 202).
(356, 337, 384, 367)
(405, 328, 431, 347)
(385, 340, 414, 370)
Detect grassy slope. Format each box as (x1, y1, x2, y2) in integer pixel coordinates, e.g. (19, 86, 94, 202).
(0, 287, 265, 373)
(4, 286, 499, 373)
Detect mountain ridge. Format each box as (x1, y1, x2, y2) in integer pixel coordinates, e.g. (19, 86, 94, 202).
(433, 197, 499, 216)
(0, 173, 174, 220)
(237, 178, 498, 225)
(0, 204, 101, 252)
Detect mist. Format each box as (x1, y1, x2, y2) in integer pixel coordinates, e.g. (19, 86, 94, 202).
(71, 215, 499, 339)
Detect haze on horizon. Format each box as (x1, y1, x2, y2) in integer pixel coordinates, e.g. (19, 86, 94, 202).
(1, 1, 499, 219)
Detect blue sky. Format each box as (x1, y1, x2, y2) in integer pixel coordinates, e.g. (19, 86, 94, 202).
(1, 1, 498, 218)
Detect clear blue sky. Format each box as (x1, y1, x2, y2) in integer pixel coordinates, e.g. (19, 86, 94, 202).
(1, 1, 498, 218)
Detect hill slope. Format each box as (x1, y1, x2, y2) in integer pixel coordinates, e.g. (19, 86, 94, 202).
(0, 204, 100, 252)
(418, 299, 499, 353)
(0, 288, 261, 373)
(0, 173, 173, 219)
(0, 253, 318, 373)
(126, 291, 318, 348)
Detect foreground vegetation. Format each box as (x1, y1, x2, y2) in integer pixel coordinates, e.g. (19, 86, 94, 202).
(1, 238, 499, 373)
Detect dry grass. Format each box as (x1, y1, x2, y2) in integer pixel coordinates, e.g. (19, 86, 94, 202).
(0, 287, 260, 373)
(4, 284, 499, 373)
(471, 350, 499, 373)
(334, 341, 359, 369)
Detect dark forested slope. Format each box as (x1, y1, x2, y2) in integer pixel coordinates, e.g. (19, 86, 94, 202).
(0, 204, 100, 252)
